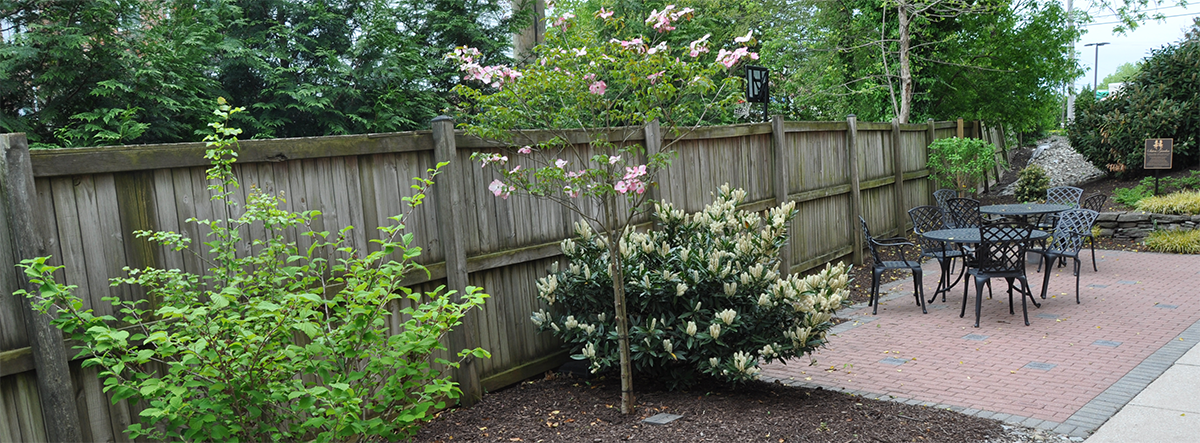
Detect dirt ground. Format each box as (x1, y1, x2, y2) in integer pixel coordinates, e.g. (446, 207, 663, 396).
(413, 145, 1191, 443)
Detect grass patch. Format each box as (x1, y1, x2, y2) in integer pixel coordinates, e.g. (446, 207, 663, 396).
(1144, 229, 1200, 254)
(1135, 190, 1200, 215)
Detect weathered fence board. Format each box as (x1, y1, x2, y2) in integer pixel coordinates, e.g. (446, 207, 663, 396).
(1, 118, 1001, 442)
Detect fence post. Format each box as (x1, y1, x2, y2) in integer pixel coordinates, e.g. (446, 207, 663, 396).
(431, 116, 481, 406)
(891, 118, 906, 236)
(644, 119, 665, 204)
(2, 133, 84, 442)
(771, 115, 792, 273)
(956, 118, 964, 138)
(846, 115, 863, 266)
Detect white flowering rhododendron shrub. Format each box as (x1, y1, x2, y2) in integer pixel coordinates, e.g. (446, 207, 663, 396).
(532, 186, 851, 388)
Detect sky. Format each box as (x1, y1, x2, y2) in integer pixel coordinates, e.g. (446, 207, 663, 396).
(1072, 2, 1199, 90)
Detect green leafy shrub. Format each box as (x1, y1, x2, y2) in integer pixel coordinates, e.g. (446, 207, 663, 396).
(1144, 229, 1200, 254)
(927, 137, 1002, 195)
(18, 100, 489, 442)
(1136, 190, 1200, 215)
(530, 185, 851, 389)
(1014, 164, 1050, 203)
(1113, 171, 1200, 209)
(1069, 24, 1199, 174)
(1113, 182, 1154, 208)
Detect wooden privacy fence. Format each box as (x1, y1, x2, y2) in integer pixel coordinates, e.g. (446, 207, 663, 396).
(1, 117, 994, 442)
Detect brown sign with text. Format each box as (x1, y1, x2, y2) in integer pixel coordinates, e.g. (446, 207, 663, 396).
(1144, 138, 1173, 169)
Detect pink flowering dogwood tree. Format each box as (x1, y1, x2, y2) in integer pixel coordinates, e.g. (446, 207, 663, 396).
(448, 5, 757, 414)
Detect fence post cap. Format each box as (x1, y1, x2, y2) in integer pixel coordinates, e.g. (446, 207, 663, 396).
(432, 115, 455, 123)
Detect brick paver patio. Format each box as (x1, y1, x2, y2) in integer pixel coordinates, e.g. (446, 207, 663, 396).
(762, 249, 1200, 437)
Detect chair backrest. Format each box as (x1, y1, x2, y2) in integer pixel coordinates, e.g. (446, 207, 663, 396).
(933, 189, 958, 228)
(1048, 209, 1100, 254)
(1046, 186, 1084, 207)
(1082, 193, 1108, 212)
(858, 216, 884, 263)
(976, 222, 1034, 274)
(946, 197, 983, 228)
(908, 205, 946, 254)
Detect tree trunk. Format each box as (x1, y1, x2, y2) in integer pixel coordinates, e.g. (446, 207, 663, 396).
(604, 193, 634, 414)
(897, 3, 914, 124)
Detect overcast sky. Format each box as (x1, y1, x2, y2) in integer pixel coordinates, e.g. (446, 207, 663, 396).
(1072, 2, 1199, 90)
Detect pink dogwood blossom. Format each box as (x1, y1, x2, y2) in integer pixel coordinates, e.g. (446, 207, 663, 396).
(478, 153, 507, 167)
(554, 13, 575, 30)
(688, 34, 711, 57)
(624, 165, 647, 179)
(715, 47, 758, 68)
(647, 71, 665, 84)
(597, 7, 614, 19)
(645, 5, 694, 32)
(734, 30, 754, 43)
(488, 179, 514, 199)
(555, 159, 569, 168)
(608, 155, 621, 164)
(518, 146, 533, 154)
(589, 80, 607, 95)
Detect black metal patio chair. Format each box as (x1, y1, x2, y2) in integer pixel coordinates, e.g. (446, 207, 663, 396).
(1081, 194, 1108, 271)
(934, 189, 958, 228)
(1031, 209, 1100, 304)
(963, 221, 1039, 327)
(1038, 186, 1084, 229)
(909, 205, 966, 303)
(859, 216, 926, 315)
(945, 197, 984, 229)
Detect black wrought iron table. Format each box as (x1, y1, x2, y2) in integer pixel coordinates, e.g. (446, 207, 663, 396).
(919, 228, 1051, 297)
(979, 203, 1072, 225)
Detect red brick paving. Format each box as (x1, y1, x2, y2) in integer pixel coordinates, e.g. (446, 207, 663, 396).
(762, 250, 1200, 424)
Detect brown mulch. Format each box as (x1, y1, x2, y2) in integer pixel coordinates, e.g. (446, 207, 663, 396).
(414, 372, 1005, 442)
(415, 147, 1187, 443)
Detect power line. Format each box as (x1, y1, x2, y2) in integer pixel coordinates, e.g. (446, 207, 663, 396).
(1082, 11, 1200, 26)
(1087, 4, 1190, 20)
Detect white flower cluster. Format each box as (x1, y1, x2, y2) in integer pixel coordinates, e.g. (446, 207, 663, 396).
(531, 184, 853, 385)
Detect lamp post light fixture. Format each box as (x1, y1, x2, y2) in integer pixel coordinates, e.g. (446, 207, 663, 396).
(1084, 42, 1110, 93)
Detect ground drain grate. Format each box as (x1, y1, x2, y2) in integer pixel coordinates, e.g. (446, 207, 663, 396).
(879, 357, 908, 366)
(1155, 304, 1179, 309)
(1036, 313, 1060, 319)
(962, 334, 989, 341)
(643, 413, 684, 425)
(1118, 280, 1138, 285)
(1023, 362, 1057, 371)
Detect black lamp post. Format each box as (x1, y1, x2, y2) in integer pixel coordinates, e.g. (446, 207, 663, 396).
(1084, 42, 1110, 92)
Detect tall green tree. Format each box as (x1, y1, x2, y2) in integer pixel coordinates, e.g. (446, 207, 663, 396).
(1, 0, 526, 146)
(1100, 62, 1142, 88)
(0, 0, 224, 147)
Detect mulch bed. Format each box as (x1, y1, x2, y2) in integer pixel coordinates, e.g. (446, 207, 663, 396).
(414, 372, 1005, 442)
(415, 149, 1189, 443)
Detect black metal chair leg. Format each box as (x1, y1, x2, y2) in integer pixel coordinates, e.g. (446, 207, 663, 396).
(1005, 277, 1015, 315)
(961, 272, 971, 318)
(1040, 253, 1054, 300)
(870, 269, 881, 314)
(914, 270, 927, 314)
(1018, 277, 1031, 326)
(974, 277, 985, 328)
(1089, 237, 1098, 272)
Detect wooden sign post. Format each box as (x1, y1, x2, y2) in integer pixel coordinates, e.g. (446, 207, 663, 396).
(1144, 138, 1173, 195)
